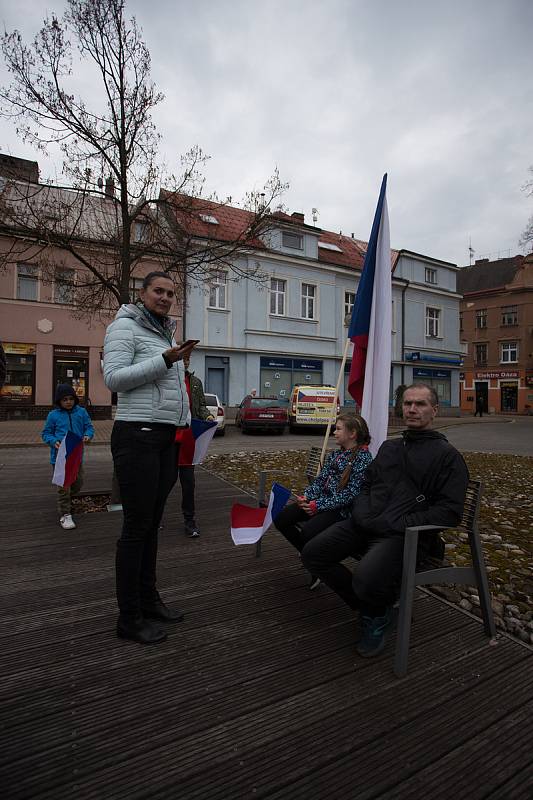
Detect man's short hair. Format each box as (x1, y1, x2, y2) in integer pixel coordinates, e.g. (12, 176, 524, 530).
(403, 382, 439, 407)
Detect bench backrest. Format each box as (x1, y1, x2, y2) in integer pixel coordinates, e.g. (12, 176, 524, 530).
(459, 479, 482, 534)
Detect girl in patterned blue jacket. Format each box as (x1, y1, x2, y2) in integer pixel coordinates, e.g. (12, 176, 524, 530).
(274, 412, 372, 588)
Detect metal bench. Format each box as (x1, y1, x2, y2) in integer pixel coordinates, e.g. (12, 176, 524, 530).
(394, 479, 496, 677)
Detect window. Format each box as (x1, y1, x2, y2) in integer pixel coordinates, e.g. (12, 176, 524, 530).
(501, 305, 517, 326)
(344, 291, 355, 322)
(459, 312, 463, 332)
(132, 221, 149, 243)
(476, 308, 487, 329)
(17, 265, 38, 301)
(475, 343, 488, 366)
(425, 307, 440, 337)
(199, 214, 219, 225)
(301, 283, 316, 319)
(424, 267, 437, 285)
(270, 278, 286, 316)
(129, 277, 144, 303)
(282, 231, 303, 250)
(318, 241, 343, 253)
(500, 342, 518, 363)
(208, 271, 227, 309)
(54, 269, 75, 304)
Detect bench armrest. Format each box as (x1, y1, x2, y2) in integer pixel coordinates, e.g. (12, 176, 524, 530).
(405, 524, 448, 535)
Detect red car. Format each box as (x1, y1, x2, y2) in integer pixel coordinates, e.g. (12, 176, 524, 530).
(235, 396, 289, 434)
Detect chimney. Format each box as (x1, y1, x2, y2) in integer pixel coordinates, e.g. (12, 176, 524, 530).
(0, 155, 39, 183)
(291, 211, 305, 223)
(105, 176, 115, 197)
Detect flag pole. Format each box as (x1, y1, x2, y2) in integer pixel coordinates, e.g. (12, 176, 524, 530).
(317, 336, 351, 474)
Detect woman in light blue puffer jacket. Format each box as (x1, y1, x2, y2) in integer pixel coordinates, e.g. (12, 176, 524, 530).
(103, 271, 197, 646)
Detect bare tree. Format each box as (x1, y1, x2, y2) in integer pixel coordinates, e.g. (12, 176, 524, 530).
(520, 166, 533, 251)
(0, 0, 286, 313)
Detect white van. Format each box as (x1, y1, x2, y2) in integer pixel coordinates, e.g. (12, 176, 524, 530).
(288, 385, 339, 432)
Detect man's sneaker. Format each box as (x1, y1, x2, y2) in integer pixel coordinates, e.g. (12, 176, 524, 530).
(60, 514, 76, 530)
(184, 521, 200, 538)
(356, 608, 392, 658)
(308, 575, 321, 591)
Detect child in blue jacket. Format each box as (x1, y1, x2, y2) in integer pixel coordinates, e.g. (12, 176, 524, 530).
(41, 384, 94, 530)
(274, 411, 372, 588)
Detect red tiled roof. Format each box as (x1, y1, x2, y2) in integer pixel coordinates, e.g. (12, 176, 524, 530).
(161, 192, 398, 273)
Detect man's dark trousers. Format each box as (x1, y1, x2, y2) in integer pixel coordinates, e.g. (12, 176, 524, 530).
(301, 519, 423, 615)
(178, 465, 196, 522)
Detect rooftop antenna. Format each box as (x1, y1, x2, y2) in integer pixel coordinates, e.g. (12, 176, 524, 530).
(311, 207, 319, 225)
(468, 237, 475, 266)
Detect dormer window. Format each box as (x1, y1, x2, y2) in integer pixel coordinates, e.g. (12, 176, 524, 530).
(282, 231, 303, 250)
(318, 241, 343, 253)
(199, 214, 219, 225)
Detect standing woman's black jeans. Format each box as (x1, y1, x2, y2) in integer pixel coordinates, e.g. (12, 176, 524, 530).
(111, 421, 178, 618)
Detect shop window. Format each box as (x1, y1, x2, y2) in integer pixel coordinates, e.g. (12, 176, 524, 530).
(54, 268, 75, 304)
(270, 278, 286, 316)
(476, 308, 487, 329)
(0, 345, 35, 404)
(500, 341, 518, 363)
(208, 271, 227, 309)
(475, 343, 488, 366)
(425, 307, 441, 338)
(501, 305, 517, 326)
(301, 283, 316, 320)
(17, 265, 38, 301)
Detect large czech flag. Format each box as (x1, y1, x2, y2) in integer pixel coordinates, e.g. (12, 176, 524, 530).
(347, 174, 392, 455)
(231, 482, 291, 545)
(52, 431, 84, 488)
(178, 418, 218, 466)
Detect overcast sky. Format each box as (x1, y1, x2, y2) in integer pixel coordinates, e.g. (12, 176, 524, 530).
(1, 0, 532, 267)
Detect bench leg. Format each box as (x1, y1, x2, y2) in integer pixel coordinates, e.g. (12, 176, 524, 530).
(394, 531, 419, 678)
(469, 528, 496, 637)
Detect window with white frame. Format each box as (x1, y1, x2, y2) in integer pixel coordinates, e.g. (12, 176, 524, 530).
(129, 277, 144, 303)
(500, 341, 518, 363)
(425, 306, 441, 337)
(17, 264, 38, 301)
(270, 278, 286, 316)
(208, 271, 227, 309)
(301, 283, 316, 319)
(344, 291, 355, 322)
(282, 231, 303, 250)
(54, 268, 75, 304)
(424, 267, 437, 285)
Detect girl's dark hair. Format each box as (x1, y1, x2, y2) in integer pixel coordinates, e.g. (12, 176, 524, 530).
(336, 412, 371, 489)
(142, 271, 173, 289)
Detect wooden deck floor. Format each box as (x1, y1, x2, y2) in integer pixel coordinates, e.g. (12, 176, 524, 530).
(1, 452, 532, 800)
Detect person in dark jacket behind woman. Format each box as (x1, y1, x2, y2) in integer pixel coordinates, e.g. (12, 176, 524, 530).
(274, 412, 372, 588)
(103, 271, 197, 645)
(302, 384, 469, 657)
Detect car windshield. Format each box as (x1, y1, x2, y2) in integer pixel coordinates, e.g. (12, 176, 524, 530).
(249, 398, 288, 408)
(204, 395, 218, 405)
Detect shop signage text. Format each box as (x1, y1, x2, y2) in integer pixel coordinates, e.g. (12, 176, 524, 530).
(476, 371, 519, 379)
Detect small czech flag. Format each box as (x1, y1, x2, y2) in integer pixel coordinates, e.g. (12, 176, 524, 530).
(178, 418, 218, 466)
(231, 482, 291, 545)
(52, 431, 84, 488)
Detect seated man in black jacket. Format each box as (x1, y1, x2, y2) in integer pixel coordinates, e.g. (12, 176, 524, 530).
(301, 383, 469, 658)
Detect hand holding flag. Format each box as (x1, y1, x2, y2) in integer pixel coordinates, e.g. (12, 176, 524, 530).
(231, 482, 291, 545)
(178, 418, 218, 466)
(52, 431, 84, 488)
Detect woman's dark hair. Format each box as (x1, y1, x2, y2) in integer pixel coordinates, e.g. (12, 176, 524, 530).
(142, 271, 173, 289)
(336, 412, 371, 489)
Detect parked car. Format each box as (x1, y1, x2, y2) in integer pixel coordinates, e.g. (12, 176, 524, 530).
(235, 396, 289, 434)
(204, 393, 226, 436)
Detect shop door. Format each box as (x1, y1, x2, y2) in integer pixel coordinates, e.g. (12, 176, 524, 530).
(54, 358, 89, 404)
(501, 383, 517, 412)
(474, 381, 489, 413)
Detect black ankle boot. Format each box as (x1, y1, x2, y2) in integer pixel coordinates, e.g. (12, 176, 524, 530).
(117, 614, 167, 644)
(141, 600, 185, 623)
